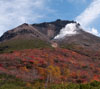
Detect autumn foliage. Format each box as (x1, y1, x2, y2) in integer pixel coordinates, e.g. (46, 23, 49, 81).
(0, 48, 100, 84)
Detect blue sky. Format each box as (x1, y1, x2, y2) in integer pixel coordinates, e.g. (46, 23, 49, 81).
(39, 0, 91, 21)
(0, 0, 100, 36)
(36, 0, 92, 22)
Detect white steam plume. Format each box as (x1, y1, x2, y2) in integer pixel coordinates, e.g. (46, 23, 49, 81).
(76, 0, 100, 36)
(54, 23, 79, 39)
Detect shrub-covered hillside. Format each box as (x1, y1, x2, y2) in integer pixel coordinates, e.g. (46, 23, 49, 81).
(0, 48, 100, 84)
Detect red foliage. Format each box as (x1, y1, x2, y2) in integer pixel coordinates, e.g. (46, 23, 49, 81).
(93, 75, 100, 81)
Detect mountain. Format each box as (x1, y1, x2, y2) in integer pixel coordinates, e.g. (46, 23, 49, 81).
(0, 19, 100, 54)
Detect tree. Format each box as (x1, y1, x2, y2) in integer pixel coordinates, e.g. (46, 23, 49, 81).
(46, 65, 61, 83)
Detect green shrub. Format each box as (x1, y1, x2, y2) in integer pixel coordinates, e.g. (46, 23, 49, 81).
(90, 81, 100, 87)
(67, 83, 80, 89)
(80, 84, 92, 89)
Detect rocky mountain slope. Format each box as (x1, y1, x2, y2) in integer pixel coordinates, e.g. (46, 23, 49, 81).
(0, 23, 49, 42)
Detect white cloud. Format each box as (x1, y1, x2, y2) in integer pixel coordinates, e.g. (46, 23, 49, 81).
(87, 27, 100, 36)
(76, 0, 100, 36)
(76, 0, 100, 27)
(91, 28, 99, 35)
(0, 0, 50, 36)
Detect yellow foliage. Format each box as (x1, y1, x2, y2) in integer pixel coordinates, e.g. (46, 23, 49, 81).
(46, 65, 61, 82)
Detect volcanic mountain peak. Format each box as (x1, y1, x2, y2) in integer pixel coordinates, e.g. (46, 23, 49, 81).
(9, 23, 37, 33)
(0, 19, 100, 48)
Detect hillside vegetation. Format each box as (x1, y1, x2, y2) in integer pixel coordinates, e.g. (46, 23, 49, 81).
(0, 39, 51, 53)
